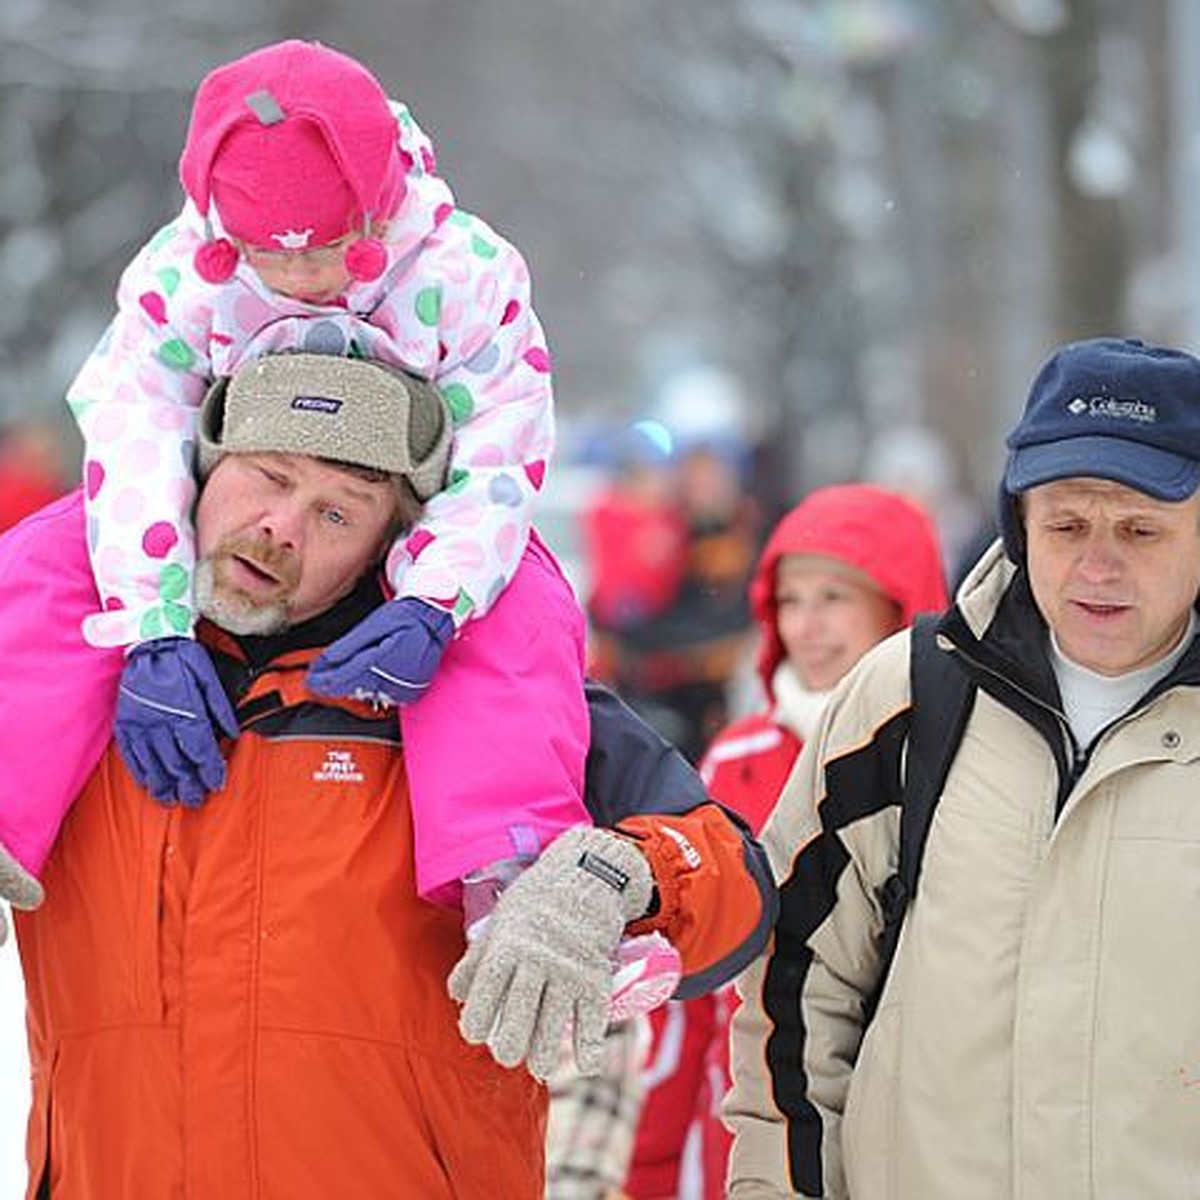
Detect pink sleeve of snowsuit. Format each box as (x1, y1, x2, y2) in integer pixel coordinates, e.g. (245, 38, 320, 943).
(400, 529, 592, 906)
(0, 489, 122, 891)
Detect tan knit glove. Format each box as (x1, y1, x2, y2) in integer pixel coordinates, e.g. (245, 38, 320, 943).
(0, 841, 43, 947)
(448, 826, 654, 1080)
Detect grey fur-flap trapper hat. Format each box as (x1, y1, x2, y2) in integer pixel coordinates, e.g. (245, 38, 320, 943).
(197, 352, 452, 500)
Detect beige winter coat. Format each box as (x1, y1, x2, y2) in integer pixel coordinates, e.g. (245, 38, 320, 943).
(726, 542, 1200, 1199)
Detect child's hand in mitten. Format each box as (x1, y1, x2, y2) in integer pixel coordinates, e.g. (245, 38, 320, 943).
(307, 597, 454, 707)
(115, 638, 238, 807)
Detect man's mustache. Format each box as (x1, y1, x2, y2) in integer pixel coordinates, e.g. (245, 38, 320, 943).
(212, 532, 302, 591)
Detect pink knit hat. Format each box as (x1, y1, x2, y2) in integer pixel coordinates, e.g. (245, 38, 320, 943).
(179, 40, 406, 284)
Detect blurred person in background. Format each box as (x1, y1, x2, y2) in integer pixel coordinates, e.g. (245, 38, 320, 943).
(624, 482, 947, 1200)
(584, 421, 689, 639)
(587, 434, 760, 764)
(547, 425, 763, 1199)
(0, 421, 68, 533)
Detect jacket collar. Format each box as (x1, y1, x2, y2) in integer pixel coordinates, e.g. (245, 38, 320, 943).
(201, 570, 386, 669)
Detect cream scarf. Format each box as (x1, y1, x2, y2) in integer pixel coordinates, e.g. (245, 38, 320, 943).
(771, 661, 831, 743)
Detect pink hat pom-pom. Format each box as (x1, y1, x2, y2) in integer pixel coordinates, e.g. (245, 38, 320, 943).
(345, 237, 388, 282)
(194, 238, 240, 284)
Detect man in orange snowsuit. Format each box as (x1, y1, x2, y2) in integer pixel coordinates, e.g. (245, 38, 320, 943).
(6, 352, 775, 1200)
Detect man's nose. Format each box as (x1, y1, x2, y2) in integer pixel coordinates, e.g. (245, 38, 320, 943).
(1076, 530, 1122, 578)
(258, 503, 304, 551)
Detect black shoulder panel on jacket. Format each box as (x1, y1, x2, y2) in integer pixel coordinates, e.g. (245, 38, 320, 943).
(241, 701, 401, 746)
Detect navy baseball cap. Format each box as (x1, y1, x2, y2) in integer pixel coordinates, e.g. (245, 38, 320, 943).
(999, 337, 1200, 559)
(1004, 337, 1200, 500)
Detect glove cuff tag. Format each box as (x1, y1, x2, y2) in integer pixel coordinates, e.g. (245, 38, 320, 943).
(577, 850, 630, 894)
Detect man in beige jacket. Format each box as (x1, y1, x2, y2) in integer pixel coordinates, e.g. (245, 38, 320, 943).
(726, 336, 1200, 1199)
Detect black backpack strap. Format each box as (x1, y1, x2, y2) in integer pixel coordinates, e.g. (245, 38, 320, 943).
(868, 613, 976, 1021)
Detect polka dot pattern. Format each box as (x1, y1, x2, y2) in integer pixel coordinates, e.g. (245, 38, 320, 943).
(523, 346, 552, 373)
(140, 292, 168, 326)
(407, 529, 435, 560)
(415, 287, 442, 326)
(465, 341, 501, 375)
(85, 460, 105, 500)
(495, 521, 521, 565)
(302, 321, 350, 355)
(442, 383, 475, 424)
(471, 234, 498, 260)
(150, 404, 190, 433)
(158, 339, 196, 371)
(142, 521, 179, 559)
(488, 475, 524, 507)
(91, 405, 129, 445)
(113, 488, 146, 525)
(121, 438, 162, 476)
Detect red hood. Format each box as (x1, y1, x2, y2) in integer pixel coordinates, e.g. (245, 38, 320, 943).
(751, 483, 948, 697)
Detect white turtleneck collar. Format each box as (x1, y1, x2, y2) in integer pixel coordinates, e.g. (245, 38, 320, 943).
(771, 661, 832, 743)
(1050, 610, 1197, 750)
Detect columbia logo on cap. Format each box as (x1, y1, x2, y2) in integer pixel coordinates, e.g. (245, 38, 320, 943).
(291, 395, 343, 414)
(1066, 395, 1157, 424)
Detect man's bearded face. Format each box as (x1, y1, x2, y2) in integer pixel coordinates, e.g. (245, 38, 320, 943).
(194, 452, 399, 632)
(195, 529, 303, 635)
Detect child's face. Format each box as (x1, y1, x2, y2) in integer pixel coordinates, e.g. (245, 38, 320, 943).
(240, 231, 358, 304)
(774, 555, 902, 692)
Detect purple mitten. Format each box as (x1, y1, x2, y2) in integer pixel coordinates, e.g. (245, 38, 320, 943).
(306, 597, 455, 707)
(115, 638, 239, 807)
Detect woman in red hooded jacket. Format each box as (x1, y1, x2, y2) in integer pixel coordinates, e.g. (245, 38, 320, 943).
(625, 482, 949, 1200)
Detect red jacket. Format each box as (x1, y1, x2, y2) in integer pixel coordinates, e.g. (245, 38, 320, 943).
(697, 712, 802, 835)
(14, 604, 774, 1199)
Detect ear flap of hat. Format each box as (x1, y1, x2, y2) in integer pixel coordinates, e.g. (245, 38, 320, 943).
(196, 375, 232, 478)
(401, 374, 453, 500)
(997, 476, 1025, 564)
(180, 68, 251, 218)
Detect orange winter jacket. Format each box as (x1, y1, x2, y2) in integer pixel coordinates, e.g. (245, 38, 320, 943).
(15, 594, 773, 1200)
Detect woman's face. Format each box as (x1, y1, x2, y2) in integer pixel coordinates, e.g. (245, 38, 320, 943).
(774, 555, 903, 692)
